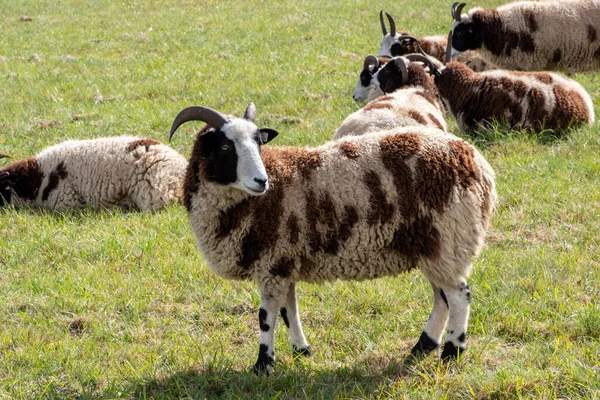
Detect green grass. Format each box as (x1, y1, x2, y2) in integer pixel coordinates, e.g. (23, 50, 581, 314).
(1, 0, 599, 398)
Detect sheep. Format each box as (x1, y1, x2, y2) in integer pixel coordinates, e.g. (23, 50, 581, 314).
(449, 1, 600, 72)
(169, 103, 497, 375)
(352, 54, 392, 102)
(413, 35, 596, 132)
(379, 11, 493, 71)
(0, 136, 187, 211)
(337, 56, 447, 139)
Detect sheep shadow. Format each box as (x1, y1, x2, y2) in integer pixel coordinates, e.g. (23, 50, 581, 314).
(120, 354, 444, 399)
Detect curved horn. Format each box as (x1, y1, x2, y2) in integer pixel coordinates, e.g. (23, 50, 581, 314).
(385, 12, 396, 37)
(406, 53, 438, 71)
(243, 102, 256, 122)
(393, 57, 409, 85)
(363, 54, 379, 71)
(454, 2, 467, 22)
(169, 106, 228, 142)
(379, 10, 387, 36)
(451, 2, 458, 19)
(395, 35, 427, 55)
(0, 153, 10, 160)
(445, 30, 453, 64)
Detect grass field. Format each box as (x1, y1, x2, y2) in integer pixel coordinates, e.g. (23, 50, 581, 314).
(1, 0, 599, 398)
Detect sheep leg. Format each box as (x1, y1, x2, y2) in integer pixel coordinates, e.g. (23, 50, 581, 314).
(440, 279, 471, 360)
(280, 283, 311, 357)
(410, 282, 449, 356)
(253, 294, 281, 376)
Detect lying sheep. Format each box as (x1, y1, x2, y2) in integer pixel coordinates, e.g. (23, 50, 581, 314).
(449, 1, 600, 72)
(0, 136, 187, 211)
(414, 36, 596, 132)
(379, 11, 493, 71)
(338, 56, 447, 139)
(170, 103, 497, 374)
(352, 55, 392, 102)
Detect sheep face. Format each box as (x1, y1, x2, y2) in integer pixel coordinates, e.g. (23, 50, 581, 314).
(449, 2, 482, 60)
(371, 57, 410, 95)
(353, 55, 388, 102)
(0, 172, 11, 206)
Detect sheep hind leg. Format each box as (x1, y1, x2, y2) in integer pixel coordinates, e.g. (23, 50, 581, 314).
(253, 294, 282, 376)
(280, 282, 311, 357)
(410, 282, 449, 357)
(440, 278, 471, 361)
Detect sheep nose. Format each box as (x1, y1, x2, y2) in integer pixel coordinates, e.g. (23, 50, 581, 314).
(254, 177, 267, 189)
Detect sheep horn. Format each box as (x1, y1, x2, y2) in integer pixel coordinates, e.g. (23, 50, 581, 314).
(169, 106, 228, 142)
(385, 12, 396, 37)
(396, 35, 425, 54)
(454, 2, 467, 22)
(406, 53, 438, 70)
(364, 55, 379, 71)
(451, 2, 458, 19)
(379, 10, 387, 36)
(0, 171, 8, 179)
(394, 57, 409, 85)
(0, 153, 10, 160)
(445, 30, 453, 64)
(243, 102, 257, 122)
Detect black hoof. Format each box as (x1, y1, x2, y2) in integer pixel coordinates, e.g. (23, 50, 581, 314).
(440, 341, 464, 361)
(252, 361, 273, 376)
(292, 345, 311, 358)
(410, 332, 439, 357)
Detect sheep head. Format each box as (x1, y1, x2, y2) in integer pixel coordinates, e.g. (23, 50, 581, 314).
(353, 55, 390, 102)
(170, 103, 279, 196)
(449, 2, 482, 58)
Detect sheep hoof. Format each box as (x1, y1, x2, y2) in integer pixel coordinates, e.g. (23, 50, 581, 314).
(292, 345, 311, 358)
(440, 341, 465, 361)
(252, 361, 274, 376)
(410, 331, 439, 357)
(253, 344, 275, 376)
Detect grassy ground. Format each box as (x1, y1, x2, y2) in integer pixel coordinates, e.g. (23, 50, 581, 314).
(1, 0, 599, 398)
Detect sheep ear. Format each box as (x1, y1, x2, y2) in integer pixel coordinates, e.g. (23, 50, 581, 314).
(259, 128, 279, 144)
(244, 102, 257, 122)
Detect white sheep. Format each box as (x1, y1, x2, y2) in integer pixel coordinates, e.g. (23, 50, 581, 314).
(449, 1, 600, 72)
(169, 103, 497, 375)
(338, 56, 447, 139)
(415, 37, 595, 132)
(0, 136, 187, 211)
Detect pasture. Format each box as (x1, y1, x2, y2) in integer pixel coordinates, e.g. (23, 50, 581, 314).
(1, 0, 599, 398)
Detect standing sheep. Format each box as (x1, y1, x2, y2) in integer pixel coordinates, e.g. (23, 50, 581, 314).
(449, 1, 600, 72)
(0, 136, 187, 211)
(338, 56, 447, 139)
(413, 36, 595, 132)
(170, 103, 496, 374)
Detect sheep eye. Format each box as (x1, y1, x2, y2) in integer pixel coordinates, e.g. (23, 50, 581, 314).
(220, 144, 231, 151)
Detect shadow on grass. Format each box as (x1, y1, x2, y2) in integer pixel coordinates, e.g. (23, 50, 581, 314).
(122, 355, 430, 399)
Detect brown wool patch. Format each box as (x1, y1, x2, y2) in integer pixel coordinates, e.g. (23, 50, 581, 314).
(427, 113, 445, 131)
(2, 157, 44, 201)
(216, 198, 252, 239)
(270, 257, 294, 278)
(549, 86, 589, 129)
(363, 102, 394, 111)
(41, 161, 68, 201)
(477, 9, 534, 56)
(389, 215, 441, 267)
(338, 142, 360, 159)
(239, 185, 285, 269)
(588, 25, 597, 42)
(523, 9, 538, 32)
(287, 213, 300, 246)
(262, 146, 322, 183)
(532, 73, 553, 85)
(125, 138, 161, 153)
(305, 191, 358, 254)
(364, 170, 395, 226)
(448, 140, 480, 188)
(526, 87, 550, 129)
(407, 110, 428, 126)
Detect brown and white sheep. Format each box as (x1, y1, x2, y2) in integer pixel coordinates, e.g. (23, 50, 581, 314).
(449, 1, 600, 72)
(338, 56, 447, 138)
(0, 136, 187, 211)
(170, 103, 497, 375)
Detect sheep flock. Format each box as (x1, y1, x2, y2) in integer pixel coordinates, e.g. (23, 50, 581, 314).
(2, 0, 599, 378)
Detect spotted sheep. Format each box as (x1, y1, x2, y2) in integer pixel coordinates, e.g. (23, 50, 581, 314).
(414, 37, 595, 133)
(170, 103, 497, 375)
(0, 136, 187, 211)
(337, 55, 447, 139)
(378, 11, 493, 70)
(449, 1, 600, 72)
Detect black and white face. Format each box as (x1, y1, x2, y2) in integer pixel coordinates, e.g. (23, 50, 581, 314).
(0, 172, 11, 207)
(451, 22, 479, 58)
(198, 119, 278, 196)
(371, 56, 409, 95)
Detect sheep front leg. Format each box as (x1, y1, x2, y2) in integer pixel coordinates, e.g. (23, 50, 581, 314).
(280, 283, 311, 357)
(253, 294, 281, 375)
(410, 282, 449, 356)
(440, 279, 471, 360)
